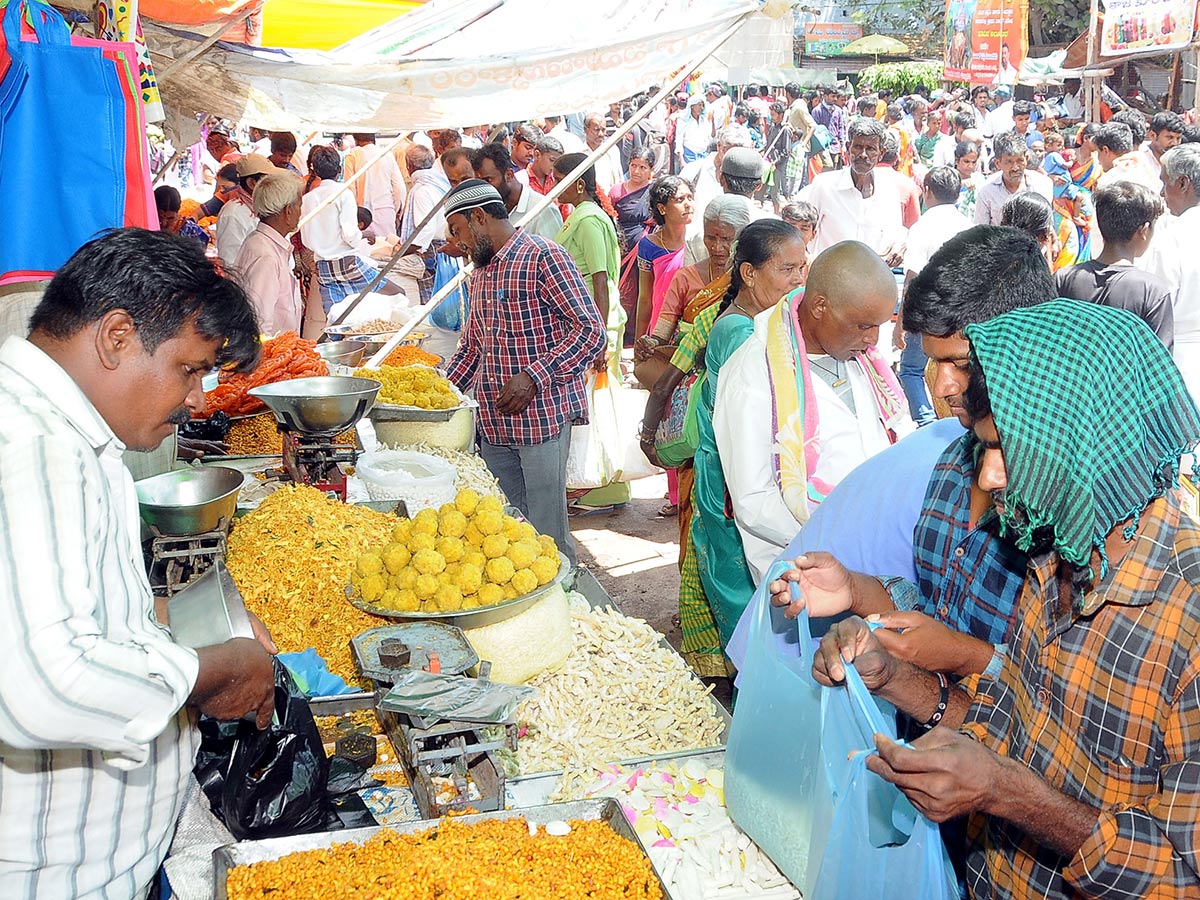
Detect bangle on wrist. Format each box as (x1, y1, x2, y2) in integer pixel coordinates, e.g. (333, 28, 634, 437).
(922, 671, 950, 730)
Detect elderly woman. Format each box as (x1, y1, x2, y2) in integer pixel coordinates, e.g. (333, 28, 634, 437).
(633, 195, 751, 384)
(232, 173, 305, 336)
(1001, 192, 1061, 270)
(553, 153, 631, 513)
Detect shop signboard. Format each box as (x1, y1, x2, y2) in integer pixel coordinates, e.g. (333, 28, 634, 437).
(1101, 0, 1197, 56)
(942, 0, 1029, 84)
(804, 23, 862, 55)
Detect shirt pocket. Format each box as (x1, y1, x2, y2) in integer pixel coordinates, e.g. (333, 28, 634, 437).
(1079, 755, 1161, 811)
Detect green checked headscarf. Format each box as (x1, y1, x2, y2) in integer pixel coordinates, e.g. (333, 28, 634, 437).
(965, 299, 1200, 577)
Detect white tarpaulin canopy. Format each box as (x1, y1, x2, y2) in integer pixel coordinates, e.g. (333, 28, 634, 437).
(150, 0, 759, 132)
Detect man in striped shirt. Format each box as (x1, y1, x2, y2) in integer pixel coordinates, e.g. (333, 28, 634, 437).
(0, 229, 277, 899)
(444, 180, 606, 566)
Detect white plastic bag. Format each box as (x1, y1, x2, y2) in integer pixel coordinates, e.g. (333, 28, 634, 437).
(565, 372, 622, 490)
(355, 449, 457, 511)
(614, 385, 664, 482)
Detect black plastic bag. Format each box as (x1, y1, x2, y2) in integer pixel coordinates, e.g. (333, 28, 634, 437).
(194, 660, 329, 841)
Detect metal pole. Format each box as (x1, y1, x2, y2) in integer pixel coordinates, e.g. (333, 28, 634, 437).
(293, 133, 411, 235)
(151, 149, 181, 186)
(362, 16, 753, 369)
(324, 190, 454, 331)
(1084, 0, 1101, 121)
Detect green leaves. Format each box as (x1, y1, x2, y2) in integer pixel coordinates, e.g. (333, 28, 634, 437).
(860, 61, 951, 94)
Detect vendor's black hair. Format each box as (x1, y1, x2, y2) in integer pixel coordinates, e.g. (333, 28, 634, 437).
(154, 185, 182, 212)
(1000, 191, 1054, 242)
(29, 228, 261, 373)
(719, 219, 803, 312)
(648, 175, 688, 225)
(309, 145, 342, 181)
(924, 166, 962, 204)
(902, 225, 1053, 337)
(471, 141, 513, 177)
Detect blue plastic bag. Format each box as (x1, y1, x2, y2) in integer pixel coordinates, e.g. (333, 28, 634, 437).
(811, 655, 959, 900)
(725, 562, 834, 897)
(0, 0, 127, 282)
(429, 251, 467, 332)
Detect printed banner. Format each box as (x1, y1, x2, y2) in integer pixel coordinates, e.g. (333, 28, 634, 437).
(1101, 0, 1197, 56)
(95, 0, 164, 122)
(943, 0, 1029, 84)
(804, 23, 862, 55)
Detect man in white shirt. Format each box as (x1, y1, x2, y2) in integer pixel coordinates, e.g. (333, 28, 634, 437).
(985, 84, 1015, 137)
(1145, 144, 1200, 402)
(232, 172, 304, 336)
(896, 167, 971, 424)
(343, 133, 407, 239)
(472, 142, 563, 240)
(675, 95, 713, 170)
(545, 116, 586, 153)
(0, 228, 276, 899)
(971, 86, 993, 135)
(974, 131, 1054, 225)
(392, 144, 449, 306)
(680, 125, 753, 243)
(714, 241, 913, 581)
(989, 42, 1019, 87)
(1095, 121, 1163, 194)
(216, 153, 279, 268)
(583, 110, 624, 191)
(799, 116, 906, 265)
(1138, 111, 1185, 180)
(706, 83, 734, 132)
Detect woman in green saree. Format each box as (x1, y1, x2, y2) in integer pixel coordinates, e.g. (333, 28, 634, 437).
(553, 153, 631, 512)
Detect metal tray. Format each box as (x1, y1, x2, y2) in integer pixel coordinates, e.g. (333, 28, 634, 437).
(212, 798, 674, 900)
(345, 552, 571, 628)
(351, 622, 479, 680)
(367, 396, 477, 424)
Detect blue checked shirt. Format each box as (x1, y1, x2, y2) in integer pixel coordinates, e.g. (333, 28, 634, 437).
(445, 230, 606, 446)
(888, 433, 1028, 669)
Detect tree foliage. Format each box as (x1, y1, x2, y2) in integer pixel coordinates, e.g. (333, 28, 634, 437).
(859, 60, 950, 93)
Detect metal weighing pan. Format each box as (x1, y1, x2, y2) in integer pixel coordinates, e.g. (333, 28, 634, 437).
(135, 466, 243, 535)
(212, 798, 674, 900)
(346, 552, 572, 628)
(248, 376, 380, 434)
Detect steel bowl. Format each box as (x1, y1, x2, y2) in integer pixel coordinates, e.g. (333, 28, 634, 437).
(248, 375, 380, 434)
(136, 466, 244, 536)
(314, 339, 366, 368)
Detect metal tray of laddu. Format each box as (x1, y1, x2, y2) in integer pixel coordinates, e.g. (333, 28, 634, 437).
(212, 797, 674, 900)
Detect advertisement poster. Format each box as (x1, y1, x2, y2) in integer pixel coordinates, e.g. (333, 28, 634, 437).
(804, 23, 862, 55)
(943, 0, 1029, 84)
(1101, 0, 1197, 55)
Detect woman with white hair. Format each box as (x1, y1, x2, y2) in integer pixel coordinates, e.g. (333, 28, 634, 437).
(232, 172, 304, 335)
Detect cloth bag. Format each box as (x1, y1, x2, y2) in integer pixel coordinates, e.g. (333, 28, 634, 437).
(615, 384, 663, 482)
(654, 369, 704, 468)
(0, 0, 152, 283)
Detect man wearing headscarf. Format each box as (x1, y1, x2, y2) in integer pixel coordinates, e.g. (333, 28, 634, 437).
(809, 300, 1200, 899)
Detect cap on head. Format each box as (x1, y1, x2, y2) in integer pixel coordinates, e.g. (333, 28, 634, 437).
(721, 146, 765, 180)
(444, 178, 505, 219)
(995, 84, 1013, 97)
(235, 154, 280, 178)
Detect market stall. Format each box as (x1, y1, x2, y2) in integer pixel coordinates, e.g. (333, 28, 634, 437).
(126, 324, 795, 899)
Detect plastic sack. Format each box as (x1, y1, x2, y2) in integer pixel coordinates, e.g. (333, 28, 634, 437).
(811, 660, 958, 900)
(566, 371, 622, 490)
(615, 384, 663, 482)
(462, 585, 573, 684)
(194, 660, 330, 842)
(724, 563, 833, 896)
(355, 448, 457, 510)
(654, 370, 704, 468)
(378, 668, 535, 724)
(429, 251, 467, 332)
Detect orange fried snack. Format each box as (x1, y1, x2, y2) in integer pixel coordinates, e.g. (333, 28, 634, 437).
(200, 331, 328, 418)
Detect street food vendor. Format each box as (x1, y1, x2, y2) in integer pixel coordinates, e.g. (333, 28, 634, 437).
(0, 228, 278, 899)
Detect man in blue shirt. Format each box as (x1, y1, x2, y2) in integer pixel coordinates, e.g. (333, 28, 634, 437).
(760, 226, 1055, 680)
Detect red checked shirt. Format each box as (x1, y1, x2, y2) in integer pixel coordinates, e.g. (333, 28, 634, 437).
(445, 230, 605, 446)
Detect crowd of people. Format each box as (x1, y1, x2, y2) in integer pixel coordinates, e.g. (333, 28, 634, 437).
(7, 71, 1200, 899)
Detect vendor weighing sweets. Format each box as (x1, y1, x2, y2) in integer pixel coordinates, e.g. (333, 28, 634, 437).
(0, 229, 279, 898)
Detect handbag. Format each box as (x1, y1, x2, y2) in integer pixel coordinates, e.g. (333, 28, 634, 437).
(654, 368, 704, 468)
(809, 124, 832, 155)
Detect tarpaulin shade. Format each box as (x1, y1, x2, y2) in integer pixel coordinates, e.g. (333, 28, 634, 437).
(261, 0, 423, 50)
(151, 0, 758, 132)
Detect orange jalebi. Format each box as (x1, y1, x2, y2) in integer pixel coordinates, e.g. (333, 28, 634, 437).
(199, 331, 327, 418)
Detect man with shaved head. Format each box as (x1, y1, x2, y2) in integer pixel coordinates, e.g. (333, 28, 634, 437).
(713, 240, 913, 582)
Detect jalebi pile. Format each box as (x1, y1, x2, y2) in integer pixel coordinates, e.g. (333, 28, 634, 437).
(201, 331, 327, 418)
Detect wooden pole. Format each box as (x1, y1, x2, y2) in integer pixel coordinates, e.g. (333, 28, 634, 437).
(1084, 0, 1101, 121)
(151, 149, 181, 186)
